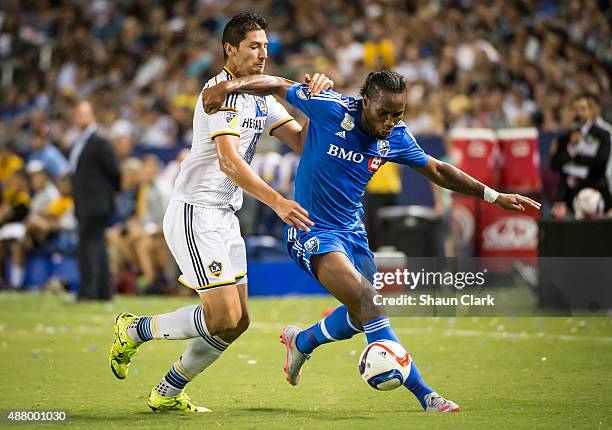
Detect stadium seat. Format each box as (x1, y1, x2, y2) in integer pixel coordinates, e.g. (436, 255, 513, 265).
(22, 256, 52, 290)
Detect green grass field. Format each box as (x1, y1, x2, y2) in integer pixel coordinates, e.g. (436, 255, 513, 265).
(0, 292, 611, 429)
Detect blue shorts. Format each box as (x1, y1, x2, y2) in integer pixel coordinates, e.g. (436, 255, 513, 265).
(285, 226, 377, 284)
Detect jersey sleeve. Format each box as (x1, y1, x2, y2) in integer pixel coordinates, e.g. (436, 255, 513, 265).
(208, 94, 245, 140)
(390, 127, 430, 167)
(286, 83, 343, 120)
(265, 95, 295, 136)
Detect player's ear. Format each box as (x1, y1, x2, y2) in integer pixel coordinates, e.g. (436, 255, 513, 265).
(224, 42, 235, 58)
(362, 96, 369, 109)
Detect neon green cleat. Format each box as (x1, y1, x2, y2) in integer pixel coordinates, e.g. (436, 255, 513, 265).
(109, 312, 140, 380)
(148, 388, 211, 413)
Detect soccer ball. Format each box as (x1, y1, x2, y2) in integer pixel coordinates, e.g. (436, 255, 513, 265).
(573, 188, 604, 220)
(358, 340, 411, 391)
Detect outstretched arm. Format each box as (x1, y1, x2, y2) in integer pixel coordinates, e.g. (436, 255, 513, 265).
(416, 157, 541, 212)
(202, 73, 332, 115)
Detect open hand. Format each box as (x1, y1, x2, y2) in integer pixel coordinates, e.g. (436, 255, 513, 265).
(495, 193, 541, 212)
(304, 73, 334, 95)
(274, 197, 314, 232)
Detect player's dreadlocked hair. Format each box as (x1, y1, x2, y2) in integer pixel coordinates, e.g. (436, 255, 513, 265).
(222, 13, 268, 60)
(359, 70, 406, 100)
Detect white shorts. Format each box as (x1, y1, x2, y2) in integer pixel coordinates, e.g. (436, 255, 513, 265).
(163, 200, 247, 291)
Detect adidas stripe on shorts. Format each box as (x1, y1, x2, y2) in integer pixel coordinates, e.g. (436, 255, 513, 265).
(163, 200, 247, 290)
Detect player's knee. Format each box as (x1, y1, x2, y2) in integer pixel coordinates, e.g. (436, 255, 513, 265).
(206, 306, 242, 336)
(206, 316, 238, 336)
(235, 312, 250, 336)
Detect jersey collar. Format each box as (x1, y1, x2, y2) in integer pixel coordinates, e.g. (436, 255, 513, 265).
(223, 66, 237, 80)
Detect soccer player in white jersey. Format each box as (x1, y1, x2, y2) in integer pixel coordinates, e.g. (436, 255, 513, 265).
(108, 13, 333, 412)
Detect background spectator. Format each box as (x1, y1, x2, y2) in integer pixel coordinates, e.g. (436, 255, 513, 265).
(0, 169, 30, 288)
(6, 161, 58, 288)
(10, 173, 76, 289)
(28, 124, 69, 179)
(0, 0, 611, 292)
(0, 143, 24, 186)
(1, 0, 609, 148)
(550, 93, 612, 217)
(27, 161, 59, 217)
(69, 100, 120, 301)
(0, 169, 30, 228)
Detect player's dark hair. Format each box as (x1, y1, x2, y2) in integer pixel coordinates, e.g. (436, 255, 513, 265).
(359, 70, 406, 100)
(222, 13, 267, 60)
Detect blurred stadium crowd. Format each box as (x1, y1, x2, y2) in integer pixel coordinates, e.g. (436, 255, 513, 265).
(0, 0, 611, 291)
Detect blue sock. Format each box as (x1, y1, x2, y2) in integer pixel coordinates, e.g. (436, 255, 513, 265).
(296, 305, 362, 354)
(133, 316, 154, 342)
(362, 317, 434, 409)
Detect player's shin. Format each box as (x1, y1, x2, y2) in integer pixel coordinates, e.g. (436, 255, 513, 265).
(295, 305, 362, 354)
(362, 316, 434, 409)
(155, 336, 227, 397)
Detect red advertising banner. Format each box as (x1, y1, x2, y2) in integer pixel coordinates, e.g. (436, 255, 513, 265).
(449, 128, 498, 187)
(497, 128, 541, 193)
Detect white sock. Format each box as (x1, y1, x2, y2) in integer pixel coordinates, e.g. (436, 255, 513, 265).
(10, 265, 24, 288)
(155, 314, 228, 397)
(128, 304, 203, 343)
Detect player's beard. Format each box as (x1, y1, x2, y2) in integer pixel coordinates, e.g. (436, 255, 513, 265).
(250, 62, 265, 75)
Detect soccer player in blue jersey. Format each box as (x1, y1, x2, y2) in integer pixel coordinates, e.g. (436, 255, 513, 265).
(203, 70, 540, 412)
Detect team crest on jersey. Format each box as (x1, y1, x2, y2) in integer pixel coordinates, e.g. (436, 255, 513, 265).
(296, 85, 311, 100)
(304, 236, 320, 253)
(255, 96, 268, 117)
(376, 139, 390, 157)
(208, 260, 223, 277)
(341, 113, 355, 131)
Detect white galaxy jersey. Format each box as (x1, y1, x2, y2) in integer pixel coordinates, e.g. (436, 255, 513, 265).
(172, 67, 294, 210)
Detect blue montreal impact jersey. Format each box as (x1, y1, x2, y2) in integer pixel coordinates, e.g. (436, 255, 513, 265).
(286, 83, 430, 231)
